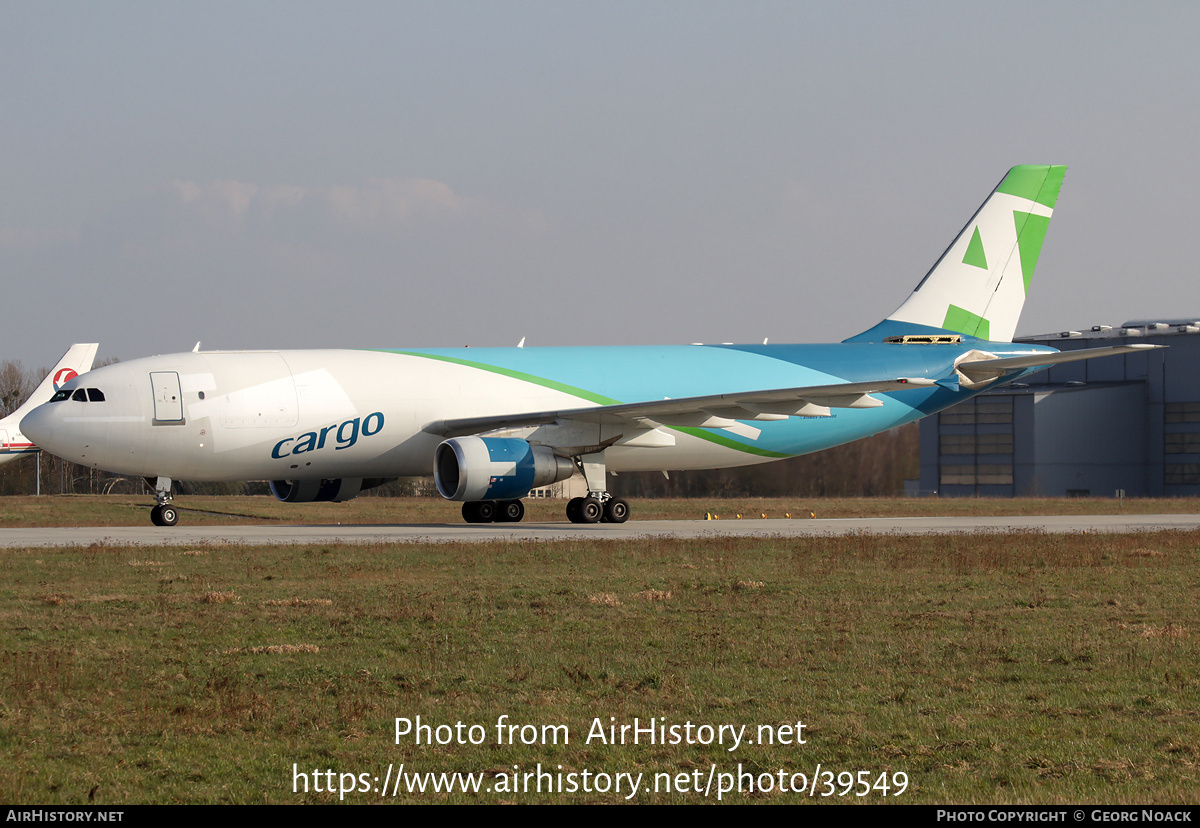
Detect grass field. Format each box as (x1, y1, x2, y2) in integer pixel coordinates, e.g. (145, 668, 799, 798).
(2, 498, 1198, 804)
(1, 493, 1199, 527)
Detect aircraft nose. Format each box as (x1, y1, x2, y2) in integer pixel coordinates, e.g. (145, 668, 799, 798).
(20, 404, 56, 448)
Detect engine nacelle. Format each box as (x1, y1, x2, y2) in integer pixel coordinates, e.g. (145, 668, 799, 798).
(269, 477, 393, 503)
(434, 437, 575, 501)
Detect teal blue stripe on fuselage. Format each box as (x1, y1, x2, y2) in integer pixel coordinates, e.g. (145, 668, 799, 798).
(379, 341, 1055, 458)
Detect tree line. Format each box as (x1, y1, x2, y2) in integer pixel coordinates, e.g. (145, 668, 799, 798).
(611, 424, 918, 498)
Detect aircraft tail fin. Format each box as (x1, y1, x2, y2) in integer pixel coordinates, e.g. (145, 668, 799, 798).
(847, 165, 1066, 343)
(6, 343, 99, 424)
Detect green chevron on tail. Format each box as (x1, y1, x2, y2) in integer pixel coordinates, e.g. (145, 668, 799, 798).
(875, 164, 1066, 343)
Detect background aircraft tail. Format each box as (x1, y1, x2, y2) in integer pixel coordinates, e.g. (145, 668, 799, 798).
(4, 343, 99, 425)
(848, 165, 1066, 343)
(0, 343, 97, 465)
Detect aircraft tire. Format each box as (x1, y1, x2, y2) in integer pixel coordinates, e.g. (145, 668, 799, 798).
(151, 504, 179, 526)
(566, 497, 584, 523)
(603, 498, 630, 524)
(497, 499, 525, 522)
(579, 497, 603, 524)
(463, 501, 498, 523)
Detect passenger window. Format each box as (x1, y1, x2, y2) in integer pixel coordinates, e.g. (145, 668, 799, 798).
(72, 389, 87, 402)
(87, 388, 105, 402)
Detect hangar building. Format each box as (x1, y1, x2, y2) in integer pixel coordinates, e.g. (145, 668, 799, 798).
(918, 320, 1200, 497)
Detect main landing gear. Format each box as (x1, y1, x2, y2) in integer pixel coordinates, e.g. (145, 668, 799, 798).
(149, 476, 179, 526)
(564, 449, 628, 524)
(462, 499, 525, 524)
(459, 450, 631, 525)
(565, 494, 629, 524)
(459, 494, 630, 524)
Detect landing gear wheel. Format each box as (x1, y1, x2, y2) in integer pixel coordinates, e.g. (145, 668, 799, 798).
(578, 497, 603, 524)
(603, 498, 630, 524)
(497, 499, 525, 523)
(150, 504, 179, 527)
(566, 497, 584, 523)
(462, 501, 499, 523)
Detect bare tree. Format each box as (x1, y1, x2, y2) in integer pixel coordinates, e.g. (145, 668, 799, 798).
(0, 356, 125, 496)
(0, 360, 35, 418)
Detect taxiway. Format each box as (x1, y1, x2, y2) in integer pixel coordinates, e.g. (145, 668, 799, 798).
(2, 513, 1199, 548)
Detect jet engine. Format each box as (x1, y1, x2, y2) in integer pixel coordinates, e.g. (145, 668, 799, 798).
(269, 477, 393, 503)
(434, 437, 575, 501)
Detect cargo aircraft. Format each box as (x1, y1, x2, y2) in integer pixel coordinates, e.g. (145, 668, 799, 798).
(22, 166, 1154, 526)
(0, 343, 98, 465)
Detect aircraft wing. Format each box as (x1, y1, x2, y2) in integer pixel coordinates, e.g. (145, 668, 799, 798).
(425, 377, 936, 438)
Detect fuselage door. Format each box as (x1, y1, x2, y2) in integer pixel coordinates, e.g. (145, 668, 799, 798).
(150, 372, 185, 425)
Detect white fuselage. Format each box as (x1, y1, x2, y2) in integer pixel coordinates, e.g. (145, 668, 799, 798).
(20, 345, 955, 484)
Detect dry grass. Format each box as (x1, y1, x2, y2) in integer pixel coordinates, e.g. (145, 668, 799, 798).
(1, 530, 1198, 804)
(0, 494, 1198, 528)
(225, 644, 321, 655)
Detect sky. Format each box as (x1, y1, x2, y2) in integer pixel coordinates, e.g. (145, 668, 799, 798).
(3, 1, 1198, 369)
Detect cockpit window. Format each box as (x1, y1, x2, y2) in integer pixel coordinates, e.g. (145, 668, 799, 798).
(52, 387, 106, 403)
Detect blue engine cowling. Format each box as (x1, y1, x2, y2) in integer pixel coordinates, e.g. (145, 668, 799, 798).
(434, 437, 575, 501)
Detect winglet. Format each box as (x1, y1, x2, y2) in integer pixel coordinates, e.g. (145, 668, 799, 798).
(848, 165, 1066, 343)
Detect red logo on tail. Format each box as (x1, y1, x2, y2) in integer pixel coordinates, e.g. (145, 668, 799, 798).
(52, 368, 78, 390)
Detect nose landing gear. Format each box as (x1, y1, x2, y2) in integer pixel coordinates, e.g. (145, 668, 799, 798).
(149, 476, 179, 526)
(150, 503, 178, 526)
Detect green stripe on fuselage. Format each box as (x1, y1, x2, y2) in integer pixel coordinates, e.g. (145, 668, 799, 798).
(387, 350, 620, 405)
(382, 350, 790, 458)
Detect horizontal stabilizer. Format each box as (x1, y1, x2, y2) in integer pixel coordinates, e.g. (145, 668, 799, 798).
(956, 343, 1162, 380)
